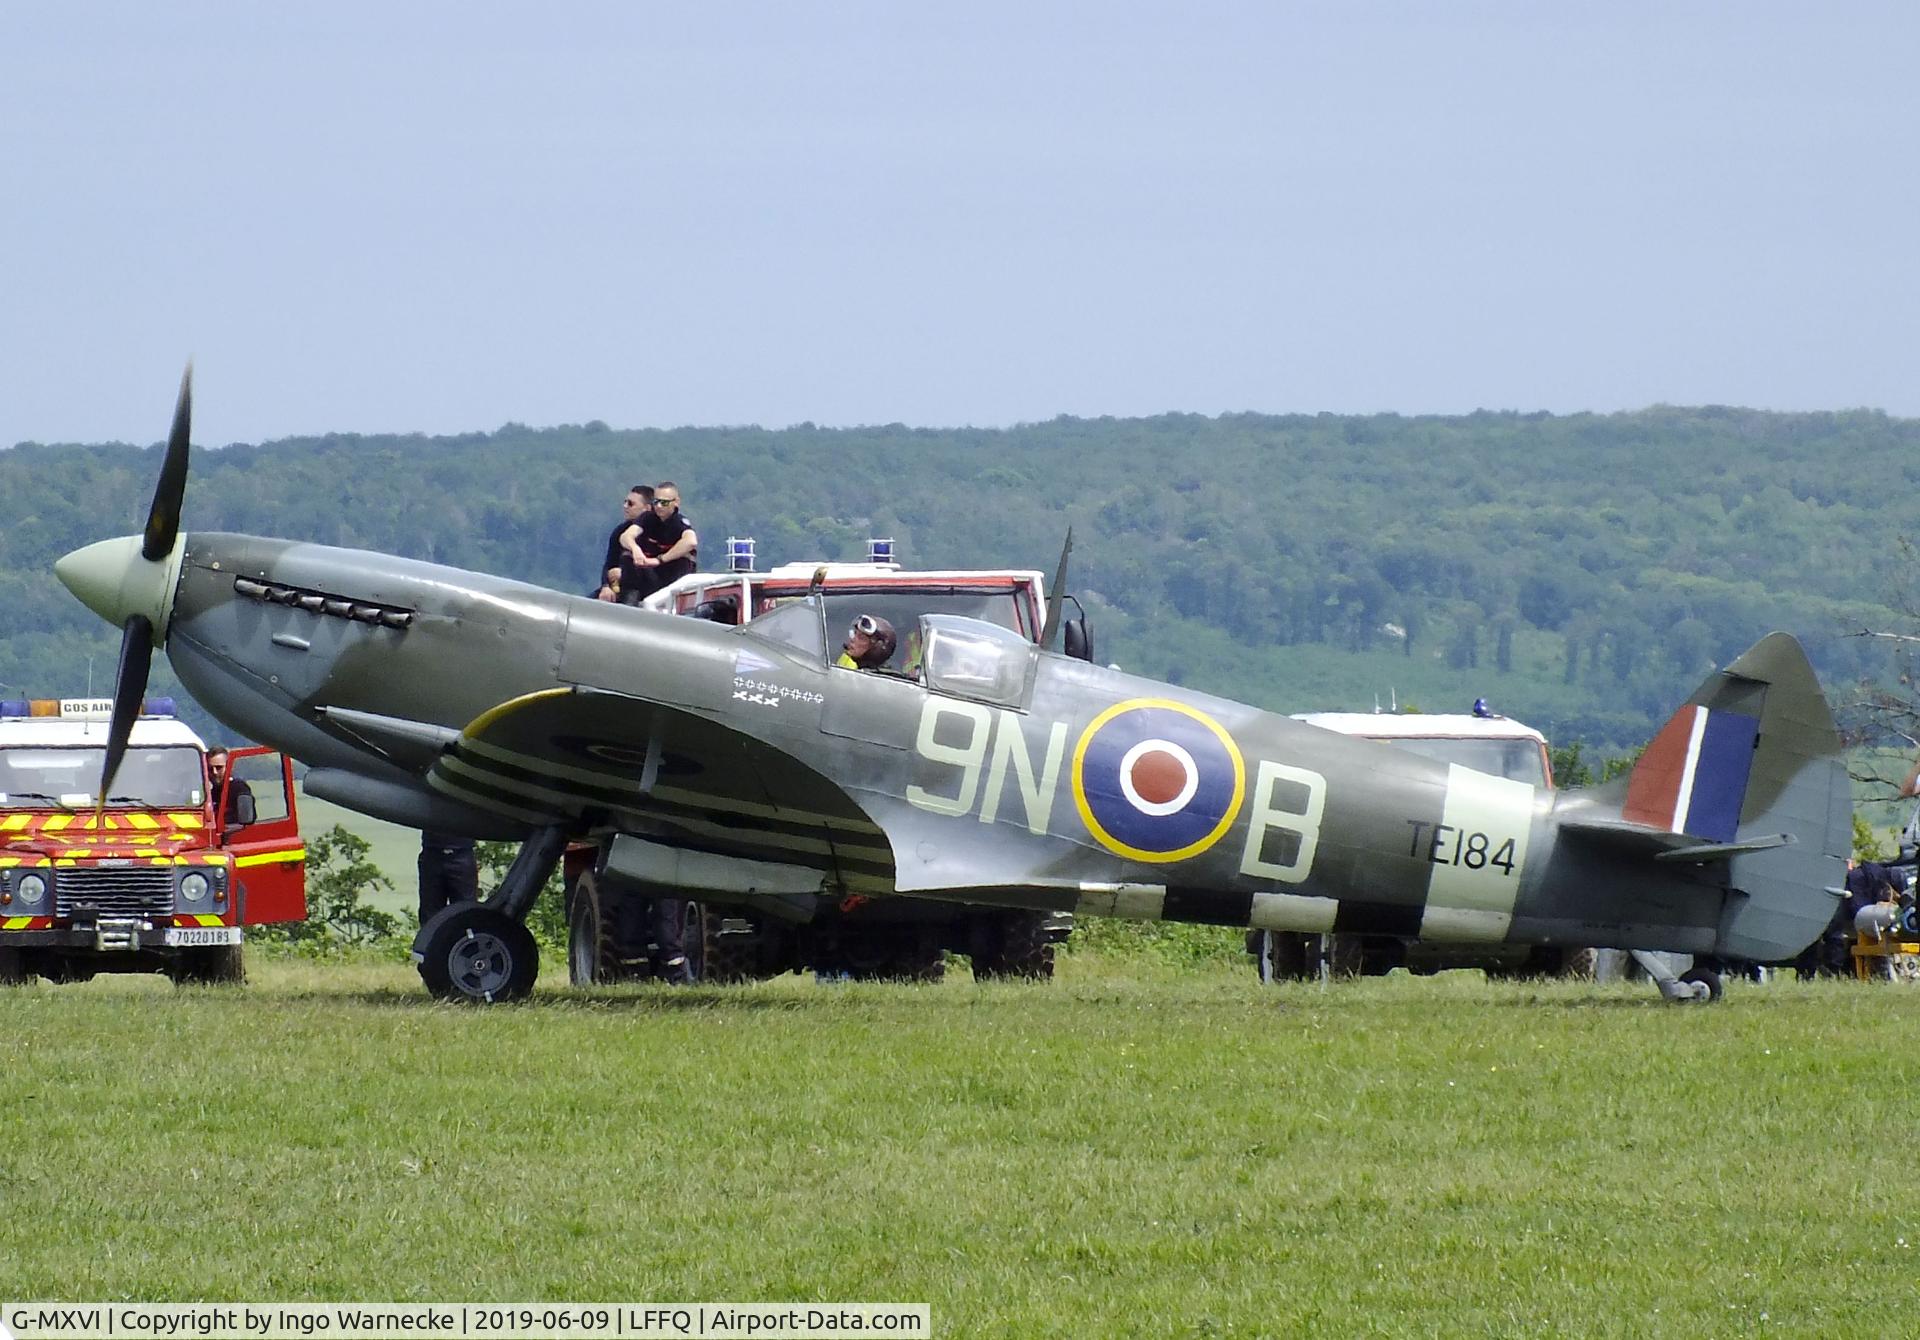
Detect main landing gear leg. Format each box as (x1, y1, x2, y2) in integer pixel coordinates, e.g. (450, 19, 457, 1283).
(412, 825, 571, 1004)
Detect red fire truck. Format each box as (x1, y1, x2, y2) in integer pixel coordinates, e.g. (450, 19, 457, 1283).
(0, 697, 305, 986)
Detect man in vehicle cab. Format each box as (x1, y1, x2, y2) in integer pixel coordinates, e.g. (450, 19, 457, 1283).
(207, 747, 253, 831)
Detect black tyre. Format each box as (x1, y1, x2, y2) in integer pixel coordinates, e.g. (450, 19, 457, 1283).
(676, 900, 707, 982)
(1255, 931, 1312, 984)
(701, 908, 762, 983)
(890, 932, 946, 983)
(566, 871, 649, 985)
(167, 944, 246, 986)
(1556, 947, 1598, 981)
(973, 911, 1054, 981)
(417, 904, 539, 1003)
(1327, 933, 1367, 979)
(567, 871, 610, 986)
(0, 946, 27, 986)
(37, 959, 95, 985)
(1680, 965, 1725, 1003)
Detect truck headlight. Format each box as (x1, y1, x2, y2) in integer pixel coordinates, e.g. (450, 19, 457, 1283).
(15, 873, 47, 907)
(180, 872, 212, 903)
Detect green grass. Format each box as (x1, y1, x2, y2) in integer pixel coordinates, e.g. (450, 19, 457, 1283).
(2, 957, 1916, 1336)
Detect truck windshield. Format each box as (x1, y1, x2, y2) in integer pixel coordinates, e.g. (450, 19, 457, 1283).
(1376, 737, 1548, 787)
(0, 747, 205, 808)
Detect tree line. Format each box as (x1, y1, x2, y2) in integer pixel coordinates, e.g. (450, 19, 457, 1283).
(4, 404, 1913, 752)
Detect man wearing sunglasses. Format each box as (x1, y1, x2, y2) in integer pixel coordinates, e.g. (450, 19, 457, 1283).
(839, 614, 897, 670)
(621, 480, 698, 604)
(596, 484, 653, 601)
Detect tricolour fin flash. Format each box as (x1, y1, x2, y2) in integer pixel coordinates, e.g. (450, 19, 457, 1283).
(1620, 703, 1760, 842)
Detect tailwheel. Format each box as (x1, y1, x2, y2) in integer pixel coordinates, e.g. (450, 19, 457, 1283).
(1679, 965, 1725, 1003)
(416, 903, 539, 1003)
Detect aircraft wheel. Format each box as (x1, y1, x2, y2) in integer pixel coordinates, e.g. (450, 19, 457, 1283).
(0, 946, 28, 986)
(1680, 965, 1724, 1003)
(167, 945, 245, 986)
(418, 904, 538, 1004)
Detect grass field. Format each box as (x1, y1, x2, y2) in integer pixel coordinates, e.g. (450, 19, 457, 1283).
(2, 956, 1917, 1336)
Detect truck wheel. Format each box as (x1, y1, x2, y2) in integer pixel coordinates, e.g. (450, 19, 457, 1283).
(891, 933, 945, 983)
(1255, 931, 1311, 983)
(973, 911, 1054, 981)
(566, 871, 647, 985)
(1556, 947, 1598, 981)
(0, 946, 27, 986)
(418, 904, 539, 1003)
(700, 909, 760, 983)
(1328, 933, 1367, 979)
(168, 945, 245, 986)
(567, 871, 610, 986)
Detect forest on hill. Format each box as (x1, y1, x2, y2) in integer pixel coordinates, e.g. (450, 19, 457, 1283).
(5, 404, 1917, 754)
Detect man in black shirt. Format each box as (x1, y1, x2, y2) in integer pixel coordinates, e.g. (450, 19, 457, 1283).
(623, 480, 698, 602)
(596, 484, 653, 601)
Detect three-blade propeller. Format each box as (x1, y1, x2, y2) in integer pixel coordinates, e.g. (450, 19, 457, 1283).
(97, 364, 193, 805)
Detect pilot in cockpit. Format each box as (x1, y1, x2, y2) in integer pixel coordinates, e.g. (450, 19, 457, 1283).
(837, 614, 897, 671)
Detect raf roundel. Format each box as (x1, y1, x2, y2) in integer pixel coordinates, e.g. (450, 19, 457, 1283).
(1071, 698, 1247, 863)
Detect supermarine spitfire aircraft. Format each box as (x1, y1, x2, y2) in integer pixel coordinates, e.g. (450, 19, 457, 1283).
(56, 371, 1851, 1003)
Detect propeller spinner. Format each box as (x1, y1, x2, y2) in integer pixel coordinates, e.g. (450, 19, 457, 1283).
(53, 363, 194, 802)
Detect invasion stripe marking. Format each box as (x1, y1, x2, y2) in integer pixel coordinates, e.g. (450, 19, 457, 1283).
(460, 736, 886, 835)
(1249, 891, 1338, 933)
(1075, 882, 1167, 919)
(1162, 887, 1256, 927)
(1333, 901, 1425, 938)
(444, 749, 894, 856)
(423, 770, 565, 824)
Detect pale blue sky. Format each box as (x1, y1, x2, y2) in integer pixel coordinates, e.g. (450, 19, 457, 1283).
(3, 2, 1916, 446)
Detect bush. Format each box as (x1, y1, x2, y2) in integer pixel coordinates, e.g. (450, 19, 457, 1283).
(253, 825, 401, 951)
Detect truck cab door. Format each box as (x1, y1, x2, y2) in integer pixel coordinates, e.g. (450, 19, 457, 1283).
(220, 747, 307, 926)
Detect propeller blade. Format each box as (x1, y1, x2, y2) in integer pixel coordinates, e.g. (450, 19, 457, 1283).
(98, 613, 155, 804)
(1040, 527, 1073, 650)
(142, 363, 192, 560)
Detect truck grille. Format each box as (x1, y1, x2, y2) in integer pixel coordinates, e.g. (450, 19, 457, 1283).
(55, 866, 175, 919)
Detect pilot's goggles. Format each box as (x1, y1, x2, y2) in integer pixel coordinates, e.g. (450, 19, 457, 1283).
(851, 615, 884, 637)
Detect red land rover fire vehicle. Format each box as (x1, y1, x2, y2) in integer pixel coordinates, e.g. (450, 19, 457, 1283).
(0, 697, 305, 986)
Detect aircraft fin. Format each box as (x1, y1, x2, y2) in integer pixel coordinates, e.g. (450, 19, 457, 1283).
(1564, 632, 1850, 961)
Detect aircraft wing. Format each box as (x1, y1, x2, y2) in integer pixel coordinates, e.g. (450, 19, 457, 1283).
(422, 686, 897, 889)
